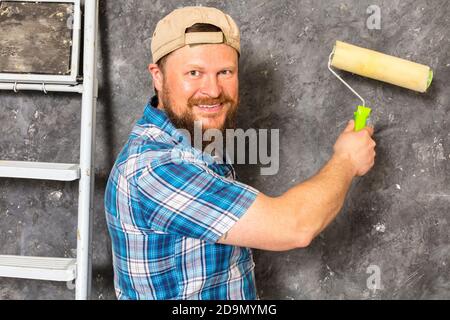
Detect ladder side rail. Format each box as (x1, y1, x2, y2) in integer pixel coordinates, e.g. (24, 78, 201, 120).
(76, 0, 98, 300)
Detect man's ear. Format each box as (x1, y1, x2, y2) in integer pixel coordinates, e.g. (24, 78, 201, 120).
(148, 63, 164, 92)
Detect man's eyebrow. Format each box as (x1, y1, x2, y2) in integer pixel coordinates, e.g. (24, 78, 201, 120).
(219, 65, 237, 70)
(184, 64, 205, 70)
(183, 64, 236, 70)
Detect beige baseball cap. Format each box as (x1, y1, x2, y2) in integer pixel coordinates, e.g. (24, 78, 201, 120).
(151, 6, 240, 63)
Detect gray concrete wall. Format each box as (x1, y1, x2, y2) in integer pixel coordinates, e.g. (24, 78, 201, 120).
(0, 0, 449, 299)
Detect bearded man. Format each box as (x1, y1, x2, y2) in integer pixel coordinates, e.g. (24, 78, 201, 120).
(105, 6, 376, 300)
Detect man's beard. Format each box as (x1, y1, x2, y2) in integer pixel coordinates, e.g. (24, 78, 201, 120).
(160, 85, 238, 152)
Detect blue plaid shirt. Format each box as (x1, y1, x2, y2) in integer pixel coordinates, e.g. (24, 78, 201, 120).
(104, 97, 259, 300)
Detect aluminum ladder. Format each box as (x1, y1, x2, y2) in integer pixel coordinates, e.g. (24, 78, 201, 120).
(0, 0, 98, 300)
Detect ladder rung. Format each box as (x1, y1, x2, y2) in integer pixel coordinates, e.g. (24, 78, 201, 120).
(0, 255, 76, 282)
(0, 161, 80, 181)
(0, 83, 83, 94)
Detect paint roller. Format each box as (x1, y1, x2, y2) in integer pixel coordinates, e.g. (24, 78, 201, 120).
(328, 40, 434, 131)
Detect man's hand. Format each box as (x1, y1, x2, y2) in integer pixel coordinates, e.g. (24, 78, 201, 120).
(333, 120, 376, 177)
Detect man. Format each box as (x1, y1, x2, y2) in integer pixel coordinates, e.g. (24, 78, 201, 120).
(104, 6, 376, 300)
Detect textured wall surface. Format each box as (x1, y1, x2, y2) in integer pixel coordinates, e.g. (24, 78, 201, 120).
(0, 0, 449, 300)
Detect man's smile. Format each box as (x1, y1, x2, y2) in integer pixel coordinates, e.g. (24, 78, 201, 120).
(194, 103, 224, 113)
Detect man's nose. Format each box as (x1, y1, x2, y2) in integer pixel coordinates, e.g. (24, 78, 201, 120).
(199, 75, 222, 98)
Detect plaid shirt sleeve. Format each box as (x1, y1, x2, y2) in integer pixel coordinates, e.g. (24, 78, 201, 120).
(136, 154, 259, 243)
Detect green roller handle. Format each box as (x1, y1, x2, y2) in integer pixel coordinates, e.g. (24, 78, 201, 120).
(353, 105, 372, 132)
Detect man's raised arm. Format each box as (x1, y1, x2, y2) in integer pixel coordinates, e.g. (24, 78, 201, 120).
(218, 120, 376, 251)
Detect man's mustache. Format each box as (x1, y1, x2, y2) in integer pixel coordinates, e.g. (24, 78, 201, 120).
(188, 94, 235, 108)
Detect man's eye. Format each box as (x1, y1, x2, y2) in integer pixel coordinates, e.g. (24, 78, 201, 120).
(189, 70, 200, 76)
(220, 70, 232, 75)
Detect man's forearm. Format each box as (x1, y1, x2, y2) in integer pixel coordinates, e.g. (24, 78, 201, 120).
(280, 153, 356, 242)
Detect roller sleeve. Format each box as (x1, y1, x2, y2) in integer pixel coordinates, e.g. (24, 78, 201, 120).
(331, 41, 432, 93)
